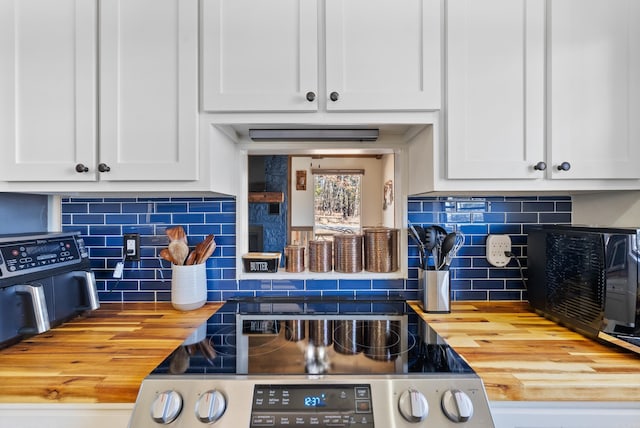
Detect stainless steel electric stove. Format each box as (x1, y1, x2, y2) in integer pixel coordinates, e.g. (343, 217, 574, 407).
(128, 297, 494, 428)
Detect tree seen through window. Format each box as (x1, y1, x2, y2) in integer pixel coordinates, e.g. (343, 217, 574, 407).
(313, 172, 362, 237)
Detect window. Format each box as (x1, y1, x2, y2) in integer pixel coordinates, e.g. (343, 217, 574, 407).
(312, 169, 363, 237)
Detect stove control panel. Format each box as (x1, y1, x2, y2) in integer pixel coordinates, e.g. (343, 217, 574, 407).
(251, 384, 373, 427)
(129, 376, 495, 428)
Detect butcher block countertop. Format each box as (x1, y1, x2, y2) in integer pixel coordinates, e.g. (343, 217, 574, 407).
(0, 302, 221, 404)
(1, 300, 639, 405)
(411, 301, 640, 402)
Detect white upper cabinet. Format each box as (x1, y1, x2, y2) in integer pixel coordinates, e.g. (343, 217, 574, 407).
(99, 0, 198, 181)
(0, 0, 198, 183)
(445, 0, 545, 179)
(444, 0, 640, 186)
(201, 0, 319, 112)
(201, 0, 440, 113)
(0, 0, 97, 181)
(548, 0, 640, 179)
(324, 0, 441, 111)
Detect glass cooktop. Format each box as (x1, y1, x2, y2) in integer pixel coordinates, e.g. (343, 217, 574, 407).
(150, 297, 474, 377)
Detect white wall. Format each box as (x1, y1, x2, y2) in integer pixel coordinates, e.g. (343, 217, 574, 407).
(290, 156, 388, 228)
(290, 156, 314, 227)
(382, 153, 395, 227)
(572, 191, 640, 226)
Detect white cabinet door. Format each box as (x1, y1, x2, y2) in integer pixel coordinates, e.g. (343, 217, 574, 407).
(201, 0, 319, 112)
(99, 0, 198, 181)
(202, 0, 439, 113)
(0, 0, 97, 181)
(325, 0, 441, 111)
(548, 0, 640, 179)
(445, 0, 545, 179)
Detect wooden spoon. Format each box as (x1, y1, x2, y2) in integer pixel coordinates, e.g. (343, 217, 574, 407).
(165, 226, 187, 243)
(159, 248, 175, 264)
(185, 251, 197, 266)
(168, 346, 190, 374)
(199, 236, 216, 264)
(168, 240, 189, 265)
(194, 234, 216, 264)
(197, 340, 217, 364)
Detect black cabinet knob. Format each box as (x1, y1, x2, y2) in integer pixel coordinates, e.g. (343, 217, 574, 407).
(305, 91, 316, 102)
(557, 161, 571, 171)
(98, 163, 111, 172)
(533, 161, 547, 171)
(329, 91, 340, 102)
(75, 163, 89, 173)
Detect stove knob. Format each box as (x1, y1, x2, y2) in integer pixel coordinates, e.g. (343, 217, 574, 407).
(195, 390, 227, 423)
(150, 390, 183, 424)
(398, 388, 429, 423)
(441, 389, 474, 423)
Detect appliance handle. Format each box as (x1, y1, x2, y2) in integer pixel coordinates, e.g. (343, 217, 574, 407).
(14, 284, 51, 334)
(75, 271, 100, 311)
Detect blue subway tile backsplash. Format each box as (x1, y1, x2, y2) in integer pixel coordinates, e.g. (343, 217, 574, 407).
(61, 195, 571, 303)
(407, 195, 571, 301)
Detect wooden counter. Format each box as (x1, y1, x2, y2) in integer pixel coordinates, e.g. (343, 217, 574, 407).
(411, 301, 640, 402)
(0, 302, 221, 404)
(2, 300, 639, 406)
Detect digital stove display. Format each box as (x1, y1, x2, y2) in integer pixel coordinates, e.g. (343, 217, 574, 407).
(304, 394, 327, 407)
(250, 384, 373, 428)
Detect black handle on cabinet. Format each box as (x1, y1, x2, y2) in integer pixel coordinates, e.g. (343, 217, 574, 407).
(557, 162, 571, 171)
(533, 161, 547, 171)
(98, 163, 111, 172)
(329, 91, 340, 102)
(75, 163, 89, 173)
(306, 91, 316, 102)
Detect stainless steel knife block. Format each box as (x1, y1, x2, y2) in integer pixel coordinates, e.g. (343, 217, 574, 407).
(418, 268, 451, 313)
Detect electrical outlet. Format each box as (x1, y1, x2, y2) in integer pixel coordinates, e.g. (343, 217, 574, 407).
(486, 234, 512, 267)
(124, 233, 140, 261)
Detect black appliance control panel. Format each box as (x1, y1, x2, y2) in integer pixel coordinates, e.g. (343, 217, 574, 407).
(0, 233, 85, 278)
(250, 384, 374, 428)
